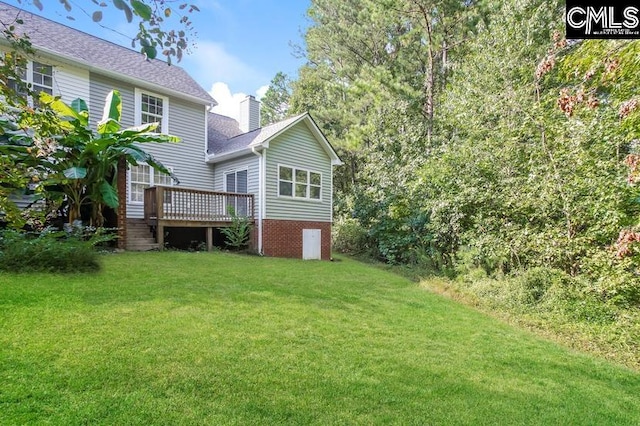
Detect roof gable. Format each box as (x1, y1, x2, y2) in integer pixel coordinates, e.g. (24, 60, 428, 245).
(207, 113, 342, 166)
(0, 2, 214, 105)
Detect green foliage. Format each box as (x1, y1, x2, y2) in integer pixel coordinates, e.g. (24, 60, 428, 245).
(583, 249, 640, 307)
(0, 228, 107, 273)
(8, 0, 199, 64)
(295, 0, 640, 315)
(1, 90, 180, 227)
(260, 72, 292, 126)
(220, 207, 251, 250)
(331, 217, 370, 255)
(47, 89, 180, 226)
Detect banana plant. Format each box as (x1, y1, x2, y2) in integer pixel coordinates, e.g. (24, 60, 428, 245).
(41, 89, 179, 226)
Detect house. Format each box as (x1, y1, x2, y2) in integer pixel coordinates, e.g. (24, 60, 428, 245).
(0, 2, 341, 260)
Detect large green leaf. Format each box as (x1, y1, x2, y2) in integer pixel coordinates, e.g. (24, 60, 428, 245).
(120, 146, 149, 164)
(113, 0, 133, 22)
(101, 90, 122, 123)
(84, 138, 115, 155)
(99, 181, 119, 208)
(131, 0, 152, 20)
(71, 98, 89, 115)
(97, 118, 121, 135)
(122, 123, 158, 134)
(41, 93, 89, 127)
(121, 147, 180, 185)
(64, 167, 87, 179)
(119, 124, 181, 143)
(141, 45, 157, 60)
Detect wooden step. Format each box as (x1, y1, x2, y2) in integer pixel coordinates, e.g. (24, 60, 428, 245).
(126, 242, 159, 251)
(126, 219, 157, 251)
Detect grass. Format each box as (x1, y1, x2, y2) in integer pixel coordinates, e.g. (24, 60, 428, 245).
(1, 252, 639, 425)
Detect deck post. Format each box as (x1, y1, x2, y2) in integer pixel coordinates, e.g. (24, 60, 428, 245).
(156, 186, 165, 251)
(157, 223, 164, 251)
(206, 227, 213, 252)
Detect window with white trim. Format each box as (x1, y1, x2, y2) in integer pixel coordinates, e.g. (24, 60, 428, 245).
(135, 89, 169, 133)
(31, 62, 53, 95)
(224, 169, 249, 216)
(128, 164, 173, 203)
(278, 165, 322, 200)
(5, 59, 53, 104)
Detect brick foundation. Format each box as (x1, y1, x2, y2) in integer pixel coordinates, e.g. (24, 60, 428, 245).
(262, 219, 332, 260)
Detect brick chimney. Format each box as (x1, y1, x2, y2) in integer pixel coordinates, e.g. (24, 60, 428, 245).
(239, 95, 260, 133)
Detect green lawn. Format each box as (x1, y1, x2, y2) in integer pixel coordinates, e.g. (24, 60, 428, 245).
(1, 252, 639, 425)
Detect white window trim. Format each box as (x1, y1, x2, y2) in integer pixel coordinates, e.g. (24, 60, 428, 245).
(134, 88, 169, 134)
(4, 58, 55, 105)
(30, 61, 54, 95)
(223, 168, 250, 216)
(277, 164, 323, 202)
(127, 163, 174, 204)
(223, 168, 249, 193)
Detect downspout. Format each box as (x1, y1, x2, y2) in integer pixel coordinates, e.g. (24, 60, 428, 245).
(204, 104, 212, 161)
(251, 146, 264, 255)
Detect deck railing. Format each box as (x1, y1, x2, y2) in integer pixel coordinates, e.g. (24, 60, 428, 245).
(144, 186, 255, 225)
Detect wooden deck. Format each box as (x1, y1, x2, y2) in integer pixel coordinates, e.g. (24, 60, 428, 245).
(143, 186, 255, 250)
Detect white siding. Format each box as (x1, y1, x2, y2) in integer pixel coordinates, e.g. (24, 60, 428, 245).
(213, 154, 260, 218)
(53, 64, 90, 105)
(90, 74, 214, 219)
(0, 49, 90, 103)
(265, 122, 333, 222)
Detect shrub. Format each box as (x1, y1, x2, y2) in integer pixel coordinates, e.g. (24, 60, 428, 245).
(0, 228, 104, 273)
(583, 250, 640, 307)
(510, 267, 570, 306)
(220, 208, 251, 251)
(332, 217, 370, 255)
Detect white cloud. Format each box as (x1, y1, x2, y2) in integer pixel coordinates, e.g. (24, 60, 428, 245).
(209, 82, 246, 121)
(209, 82, 269, 121)
(256, 85, 269, 101)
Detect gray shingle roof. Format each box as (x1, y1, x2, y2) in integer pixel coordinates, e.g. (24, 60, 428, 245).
(207, 113, 243, 153)
(0, 1, 214, 105)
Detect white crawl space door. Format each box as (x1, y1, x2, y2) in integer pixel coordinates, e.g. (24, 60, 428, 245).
(302, 229, 321, 260)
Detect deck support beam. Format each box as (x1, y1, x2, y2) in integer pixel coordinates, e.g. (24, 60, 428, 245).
(157, 224, 164, 251)
(206, 227, 213, 252)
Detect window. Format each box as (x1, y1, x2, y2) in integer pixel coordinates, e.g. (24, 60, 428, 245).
(5, 59, 53, 104)
(224, 169, 248, 216)
(128, 164, 173, 203)
(31, 62, 53, 96)
(278, 165, 322, 200)
(135, 89, 169, 133)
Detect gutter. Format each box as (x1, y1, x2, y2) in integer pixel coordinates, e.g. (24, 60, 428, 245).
(2, 42, 217, 107)
(206, 146, 256, 164)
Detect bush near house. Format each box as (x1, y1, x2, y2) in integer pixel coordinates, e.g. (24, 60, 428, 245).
(0, 228, 111, 273)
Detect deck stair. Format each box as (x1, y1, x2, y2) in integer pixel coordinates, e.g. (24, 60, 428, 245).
(126, 219, 158, 251)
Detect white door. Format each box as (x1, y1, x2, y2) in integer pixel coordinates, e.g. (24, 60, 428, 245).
(303, 229, 321, 260)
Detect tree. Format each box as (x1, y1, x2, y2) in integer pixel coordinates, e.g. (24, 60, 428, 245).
(4, 0, 200, 63)
(260, 72, 292, 126)
(289, 0, 484, 262)
(1, 0, 192, 228)
(0, 90, 179, 228)
(41, 90, 179, 226)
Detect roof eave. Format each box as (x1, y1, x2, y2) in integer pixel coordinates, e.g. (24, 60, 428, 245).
(4, 41, 217, 107)
(206, 147, 257, 164)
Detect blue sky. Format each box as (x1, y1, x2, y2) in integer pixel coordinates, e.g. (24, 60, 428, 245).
(2, 0, 311, 119)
